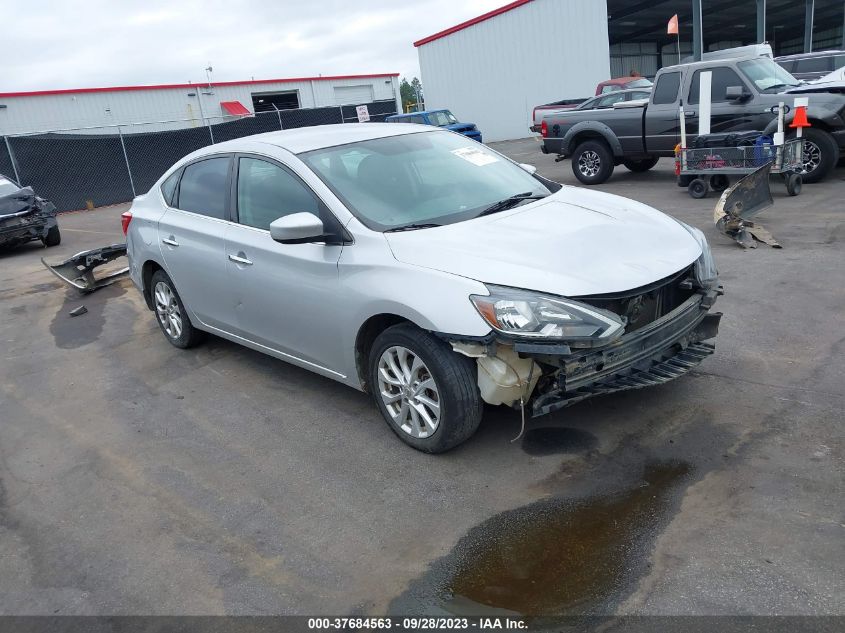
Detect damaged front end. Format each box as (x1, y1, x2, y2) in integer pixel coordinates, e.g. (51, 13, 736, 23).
(42, 243, 129, 293)
(446, 264, 722, 418)
(0, 182, 58, 249)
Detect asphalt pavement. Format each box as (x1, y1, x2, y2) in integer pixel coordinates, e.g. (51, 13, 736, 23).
(0, 141, 842, 617)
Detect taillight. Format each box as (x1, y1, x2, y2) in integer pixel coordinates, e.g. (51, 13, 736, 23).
(540, 120, 548, 137)
(121, 210, 133, 236)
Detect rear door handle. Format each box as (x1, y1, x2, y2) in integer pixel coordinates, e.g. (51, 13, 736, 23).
(228, 253, 253, 266)
(684, 111, 696, 117)
(162, 237, 179, 247)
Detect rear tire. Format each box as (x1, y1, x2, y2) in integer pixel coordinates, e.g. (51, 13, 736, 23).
(150, 270, 204, 349)
(793, 128, 837, 183)
(571, 140, 614, 185)
(368, 323, 482, 453)
(42, 225, 61, 247)
(622, 156, 659, 172)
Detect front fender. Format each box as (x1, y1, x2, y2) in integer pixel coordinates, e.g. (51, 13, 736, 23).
(562, 121, 624, 157)
(762, 105, 844, 135)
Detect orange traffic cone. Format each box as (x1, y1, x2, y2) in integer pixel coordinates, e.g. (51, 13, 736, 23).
(790, 105, 811, 128)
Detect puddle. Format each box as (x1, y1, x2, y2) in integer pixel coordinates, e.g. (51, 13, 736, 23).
(391, 461, 692, 616)
(522, 427, 598, 456)
(49, 283, 126, 349)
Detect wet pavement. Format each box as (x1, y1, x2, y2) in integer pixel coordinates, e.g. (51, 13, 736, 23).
(0, 149, 843, 616)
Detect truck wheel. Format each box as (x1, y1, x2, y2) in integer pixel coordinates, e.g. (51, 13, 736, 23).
(369, 323, 482, 453)
(794, 128, 837, 183)
(42, 225, 61, 247)
(622, 157, 659, 172)
(688, 178, 709, 199)
(571, 140, 614, 185)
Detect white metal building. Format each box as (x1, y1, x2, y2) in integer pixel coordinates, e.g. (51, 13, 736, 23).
(415, 0, 610, 142)
(0, 74, 401, 135)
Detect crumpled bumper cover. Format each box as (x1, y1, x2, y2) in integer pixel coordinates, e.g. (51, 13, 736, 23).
(42, 243, 128, 293)
(530, 291, 721, 417)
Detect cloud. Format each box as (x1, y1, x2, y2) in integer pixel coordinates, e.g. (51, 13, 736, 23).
(1, 0, 507, 91)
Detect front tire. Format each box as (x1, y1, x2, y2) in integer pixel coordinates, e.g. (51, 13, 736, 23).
(150, 270, 204, 349)
(571, 140, 614, 185)
(42, 225, 61, 247)
(369, 323, 482, 453)
(622, 156, 659, 172)
(794, 128, 837, 183)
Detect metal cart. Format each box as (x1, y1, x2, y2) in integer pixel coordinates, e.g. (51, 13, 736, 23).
(676, 137, 804, 198)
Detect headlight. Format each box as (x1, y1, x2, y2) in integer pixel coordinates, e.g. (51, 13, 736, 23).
(470, 285, 625, 342)
(676, 220, 718, 288)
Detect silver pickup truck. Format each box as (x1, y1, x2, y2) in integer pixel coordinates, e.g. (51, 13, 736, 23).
(540, 55, 845, 185)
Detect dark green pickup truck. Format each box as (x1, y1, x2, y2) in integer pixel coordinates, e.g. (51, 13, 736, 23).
(540, 55, 845, 185)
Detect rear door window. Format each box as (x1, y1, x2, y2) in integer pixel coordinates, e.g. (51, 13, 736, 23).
(175, 157, 231, 219)
(652, 72, 681, 104)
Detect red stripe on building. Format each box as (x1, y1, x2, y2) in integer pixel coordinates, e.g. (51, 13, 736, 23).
(0, 73, 400, 99)
(413, 0, 533, 47)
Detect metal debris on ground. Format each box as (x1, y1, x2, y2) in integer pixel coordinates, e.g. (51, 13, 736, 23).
(69, 305, 88, 317)
(713, 162, 781, 248)
(42, 243, 129, 292)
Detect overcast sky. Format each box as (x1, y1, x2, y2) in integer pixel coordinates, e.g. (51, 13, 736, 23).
(1, 0, 506, 92)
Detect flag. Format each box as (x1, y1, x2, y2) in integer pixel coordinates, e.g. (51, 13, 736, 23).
(667, 14, 679, 35)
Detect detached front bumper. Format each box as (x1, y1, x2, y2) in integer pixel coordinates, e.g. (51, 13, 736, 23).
(527, 291, 721, 417)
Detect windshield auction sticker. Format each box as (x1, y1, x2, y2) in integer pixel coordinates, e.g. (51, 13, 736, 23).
(451, 147, 499, 166)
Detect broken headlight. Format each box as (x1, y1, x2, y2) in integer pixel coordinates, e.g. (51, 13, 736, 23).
(470, 285, 625, 341)
(676, 221, 718, 288)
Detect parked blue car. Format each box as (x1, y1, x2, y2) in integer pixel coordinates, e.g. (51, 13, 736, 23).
(386, 109, 482, 143)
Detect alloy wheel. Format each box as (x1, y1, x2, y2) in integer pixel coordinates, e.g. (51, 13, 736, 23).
(801, 140, 821, 174)
(578, 150, 601, 177)
(376, 346, 441, 439)
(154, 281, 183, 339)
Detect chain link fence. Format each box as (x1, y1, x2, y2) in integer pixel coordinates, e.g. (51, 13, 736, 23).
(0, 100, 398, 212)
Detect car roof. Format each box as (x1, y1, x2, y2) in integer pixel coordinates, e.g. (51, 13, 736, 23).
(204, 123, 432, 154)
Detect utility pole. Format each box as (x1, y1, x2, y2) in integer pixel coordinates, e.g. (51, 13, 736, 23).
(692, 0, 703, 61)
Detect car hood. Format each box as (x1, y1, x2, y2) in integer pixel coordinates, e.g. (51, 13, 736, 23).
(384, 186, 701, 297)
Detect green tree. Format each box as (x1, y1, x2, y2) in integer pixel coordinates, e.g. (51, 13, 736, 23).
(400, 76, 424, 112)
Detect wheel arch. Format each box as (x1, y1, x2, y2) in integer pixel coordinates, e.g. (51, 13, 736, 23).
(563, 122, 623, 157)
(141, 259, 165, 310)
(354, 313, 414, 392)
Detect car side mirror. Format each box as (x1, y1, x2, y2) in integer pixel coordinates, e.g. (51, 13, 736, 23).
(270, 212, 326, 244)
(518, 163, 538, 175)
(725, 85, 750, 102)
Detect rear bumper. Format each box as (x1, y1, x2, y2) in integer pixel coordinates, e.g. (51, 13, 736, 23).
(527, 292, 721, 417)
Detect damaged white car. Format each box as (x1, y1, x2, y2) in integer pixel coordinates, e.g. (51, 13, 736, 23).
(125, 123, 722, 452)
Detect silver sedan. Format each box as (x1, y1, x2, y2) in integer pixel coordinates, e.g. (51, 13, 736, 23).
(125, 123, 720, 452)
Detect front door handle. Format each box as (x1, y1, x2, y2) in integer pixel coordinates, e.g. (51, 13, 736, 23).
(228, 253, 253, 266)
(684, 111, 697, 117)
